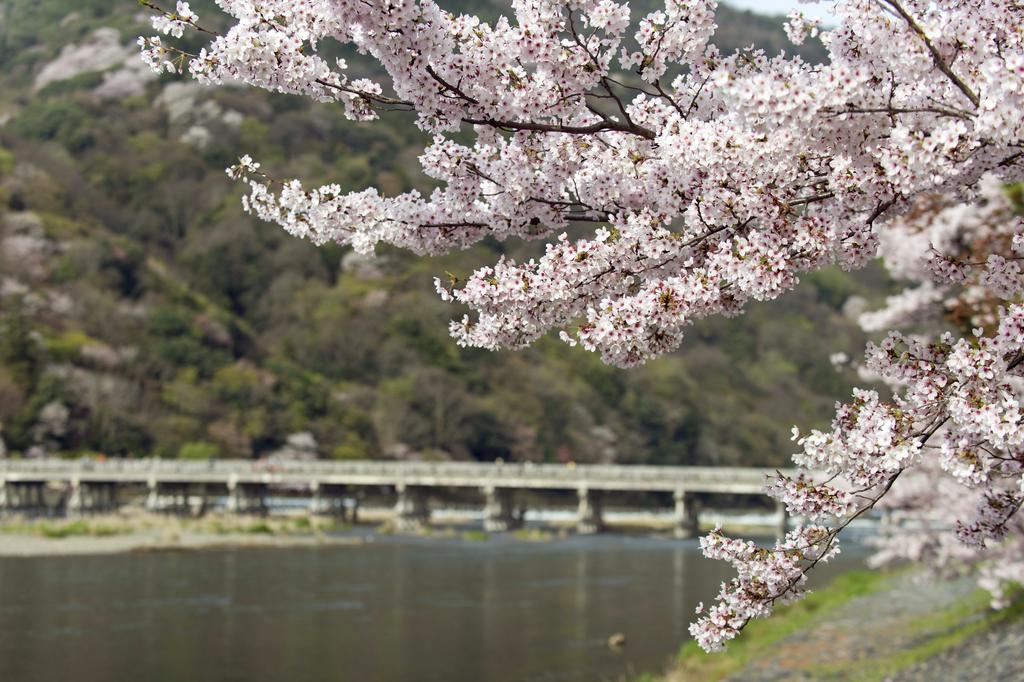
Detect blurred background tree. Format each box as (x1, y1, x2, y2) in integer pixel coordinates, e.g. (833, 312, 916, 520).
(0, 0, 888, 466)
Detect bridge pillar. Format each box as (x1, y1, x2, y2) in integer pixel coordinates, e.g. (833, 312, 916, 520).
(349, 491, 361, 524)
(309, 481, 328, 516)
(171, 484, 185, 514)
(393, 483, 430, 531)
(482, 485, 521, 532)
(226, 477, 267, 516)
(576, 487, 603, 534)
(226, 476, 239, 513)
(66, 479, 83, 515)
(193, 484, 210, 517)
(775, 499, 789, 540)
(67, 478, 100, 515)
(146, 477, 161, 512)
(674, 489, 700, 539)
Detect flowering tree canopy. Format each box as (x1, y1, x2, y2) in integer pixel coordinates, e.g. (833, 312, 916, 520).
(140, 0, 1024, 652)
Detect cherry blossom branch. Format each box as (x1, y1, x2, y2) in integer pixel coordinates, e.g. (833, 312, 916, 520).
(879, 0, 980, 107)
(461, 115, 655, 139)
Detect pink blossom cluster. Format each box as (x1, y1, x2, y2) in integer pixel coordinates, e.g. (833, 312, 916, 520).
(150, 1, 197, 39)
(690, 525, 839, 652)
(764, 471, 853, 520)
(140, 0, 1024, 653)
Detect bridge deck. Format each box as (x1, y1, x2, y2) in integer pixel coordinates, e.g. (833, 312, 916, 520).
(0, 460, 789, 495)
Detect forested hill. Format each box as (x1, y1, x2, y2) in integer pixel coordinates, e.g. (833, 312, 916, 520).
(0, 1, 880, 467)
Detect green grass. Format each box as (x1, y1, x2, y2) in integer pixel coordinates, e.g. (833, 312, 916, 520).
(513, 528, 553, 542)
(314, 519, 353, 533)
(35, 520, 127, 538)
(39, 520, 92, 538)
(462, 530, 490, 542)
(672, 569, 893, 681)
(243, 522, 274, 535)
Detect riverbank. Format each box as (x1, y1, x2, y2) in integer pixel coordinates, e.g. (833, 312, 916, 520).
(0, 504, 810, 557)
(0, 511, 363, 557)
(647, 569, 1024, 681)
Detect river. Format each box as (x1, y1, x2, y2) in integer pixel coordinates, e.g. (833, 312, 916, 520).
(0, 533, 868, 682)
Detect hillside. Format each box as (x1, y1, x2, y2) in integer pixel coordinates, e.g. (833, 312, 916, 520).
(0, 0, 881, 466)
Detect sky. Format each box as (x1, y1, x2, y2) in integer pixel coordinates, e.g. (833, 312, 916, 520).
(726, 0, 837, 22)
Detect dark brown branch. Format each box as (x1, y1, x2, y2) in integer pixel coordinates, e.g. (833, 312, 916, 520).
(867, 197, 898, 226)
(881, 0, 980, 107)
(999, 151, 1023, 168)
(653, 79, 686, 119)
(463, 116, 655, 139)
(425, 65, 479, 105)
(139, 0, 219, 36)
(824, 105, 974, 121)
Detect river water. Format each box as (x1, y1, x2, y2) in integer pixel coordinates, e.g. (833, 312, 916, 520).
(0, 533, 867, 682)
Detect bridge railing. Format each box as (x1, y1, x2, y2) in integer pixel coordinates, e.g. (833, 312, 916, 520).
(0, 458, 790, 488)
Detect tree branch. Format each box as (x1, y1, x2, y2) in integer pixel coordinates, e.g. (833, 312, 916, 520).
(881, 0, 980, 107)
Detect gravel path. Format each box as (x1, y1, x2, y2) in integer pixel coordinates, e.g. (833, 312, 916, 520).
(725, 573, 978, 681)
(893, 619, 1024, 682)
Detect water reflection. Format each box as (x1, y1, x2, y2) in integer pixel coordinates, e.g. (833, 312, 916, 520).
(0, 535, 866, 682)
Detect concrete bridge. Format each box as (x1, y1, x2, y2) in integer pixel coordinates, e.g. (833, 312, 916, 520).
(0, 459, 792, 538)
